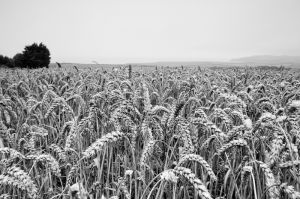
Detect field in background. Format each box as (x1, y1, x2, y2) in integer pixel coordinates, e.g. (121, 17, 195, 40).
(48, 62, 299, 73)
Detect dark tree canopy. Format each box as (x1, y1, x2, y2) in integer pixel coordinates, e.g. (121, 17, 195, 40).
(22, 43, 51, 68)
(0, 55, 14, 68)
(0, 42, 51, 69)
(13, 53, 25, 68)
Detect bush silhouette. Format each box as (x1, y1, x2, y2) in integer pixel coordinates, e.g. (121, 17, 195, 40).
(0, 55, 14, 68)
(22, 43, 51, 68)
(13, 53, 25, 68)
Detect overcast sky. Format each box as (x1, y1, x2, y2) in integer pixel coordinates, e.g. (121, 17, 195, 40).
(0, 0, 300, 64)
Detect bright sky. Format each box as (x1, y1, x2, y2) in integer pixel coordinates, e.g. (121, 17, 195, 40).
(0, 0, 300, 64)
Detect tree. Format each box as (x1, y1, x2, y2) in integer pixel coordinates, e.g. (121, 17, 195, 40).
(0, 55, 7, 66)
(0, 54, 14, 68)
(13, 53, 25, 67)
(22, 43, 51, 68)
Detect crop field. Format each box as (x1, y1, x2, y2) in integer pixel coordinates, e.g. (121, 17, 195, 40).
(1, 65, 300, 199)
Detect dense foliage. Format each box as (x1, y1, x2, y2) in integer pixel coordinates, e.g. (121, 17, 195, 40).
(0, 43, 51, 69)
(0, 66, 300, 199)
(0, 55, 14, 68)
(21, 43, 51, 69)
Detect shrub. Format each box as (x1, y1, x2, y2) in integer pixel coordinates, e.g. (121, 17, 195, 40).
(13, 53, 25, 68)
(22, 42, 51, 68)
(0, 54, 14, 68)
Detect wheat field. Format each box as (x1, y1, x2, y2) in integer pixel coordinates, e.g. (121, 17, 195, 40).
(0, 65, 300, 199)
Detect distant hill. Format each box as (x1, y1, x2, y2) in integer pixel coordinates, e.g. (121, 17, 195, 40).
(129, 61, 230, 67)
(130, 56, 300, 68)
(231, 55, 300, 67)
(49, 55, 300, 69)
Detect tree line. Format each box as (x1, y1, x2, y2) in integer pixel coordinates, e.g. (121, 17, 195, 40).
(0, 43, 51, 69)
